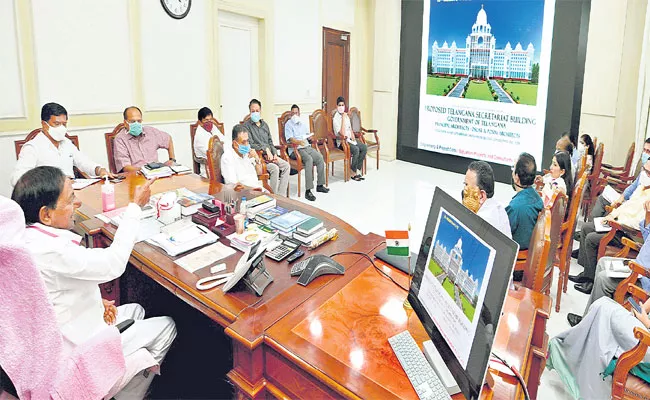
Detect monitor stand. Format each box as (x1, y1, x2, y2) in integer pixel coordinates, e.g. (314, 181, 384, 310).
(422, 340, 461, 395)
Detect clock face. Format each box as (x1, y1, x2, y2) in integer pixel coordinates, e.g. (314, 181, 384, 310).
(161, 0, 191, 19)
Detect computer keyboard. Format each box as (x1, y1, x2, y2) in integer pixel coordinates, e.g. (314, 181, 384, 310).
(388, 331, 451, 400)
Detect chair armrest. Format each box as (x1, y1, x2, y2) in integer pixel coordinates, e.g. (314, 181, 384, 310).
(614, 261, 650, 304)
(517, 249, 529, 261)
(116, 318, 134, 333)
(597, 221, 624, 260)
(622, 237, 643, 253)
(612, 327, 650, 399)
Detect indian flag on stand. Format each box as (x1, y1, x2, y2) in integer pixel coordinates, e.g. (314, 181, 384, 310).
(385, 230, 409, 256)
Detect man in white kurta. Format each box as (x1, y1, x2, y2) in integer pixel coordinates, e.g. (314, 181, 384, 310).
(464, 160, 513, 239)
(221, 125, 264, 190)
(13, 166, 176, 399)
(11, 102, 113, 187)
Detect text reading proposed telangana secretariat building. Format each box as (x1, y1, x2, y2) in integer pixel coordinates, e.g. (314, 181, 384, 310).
(431, 5, 534, 80)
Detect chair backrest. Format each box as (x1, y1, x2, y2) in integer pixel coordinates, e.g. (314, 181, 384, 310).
(277, 111, 292, 147)
(546, 191, 567, 286)
(589, 142, 605, 183)
(189, 120, 225, 175)
(310, 109, 336, 150)
(240, 114, 251, 125)
(522, 209, 551, 292)
(206, 136, 225, 184)
(189, 122, 201, 174)
(104, 124, 124, 174)
(575, 154, 587, 181)
(349, 107, 363, 134)
(622, 142, 636, 175)
(15, 129, 80, 159)
(562, 171, 589, 265)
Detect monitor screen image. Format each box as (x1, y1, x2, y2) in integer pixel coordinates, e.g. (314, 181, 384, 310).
(408, 187, 518, 399)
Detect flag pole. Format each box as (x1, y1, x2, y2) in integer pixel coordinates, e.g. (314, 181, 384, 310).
(404, 222, 413, 310)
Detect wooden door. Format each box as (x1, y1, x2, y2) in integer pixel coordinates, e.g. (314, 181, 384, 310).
(322, 27, 350, 113)
(218, 12, 260, 135)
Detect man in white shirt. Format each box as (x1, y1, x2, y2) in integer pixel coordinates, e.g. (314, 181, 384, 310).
(11, 103, 114, 187)
(284, 104, 329, 201)
(221, 124, 264, 190)
(194, 106, 226, 178)
(12, 166, 176, 399)
(332, 96, 367, 181)
(463, 161, 512, 239)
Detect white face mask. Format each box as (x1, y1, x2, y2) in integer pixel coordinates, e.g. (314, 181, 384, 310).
(337, 105, 345, 114)
(291, 115, 300, 124)
(47, 123, 67, 141)
(578, 144, 586, 155)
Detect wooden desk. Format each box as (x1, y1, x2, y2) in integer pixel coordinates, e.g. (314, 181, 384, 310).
(75, 173, 551, 399)
(264, 260, 551, 400)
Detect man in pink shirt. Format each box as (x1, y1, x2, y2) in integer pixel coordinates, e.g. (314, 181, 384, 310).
(113, 106, 176, 173)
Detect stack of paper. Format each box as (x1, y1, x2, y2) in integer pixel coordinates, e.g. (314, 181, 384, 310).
(147, 223, 218, 256)
(227, 223, 278, 252)
(245, 194, 277, 218)
(170, 165, 192, 175)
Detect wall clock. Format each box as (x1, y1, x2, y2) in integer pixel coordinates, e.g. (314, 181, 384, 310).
(161, 0, 191, 19)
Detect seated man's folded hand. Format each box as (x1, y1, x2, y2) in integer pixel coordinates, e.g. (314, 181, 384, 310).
(103, 299, 117, 325)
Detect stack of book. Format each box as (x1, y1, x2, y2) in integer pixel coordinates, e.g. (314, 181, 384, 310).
(227, 223, 278, 252)
(254, 206, 289, 225)
(245, 194, 277, 218)
(170, 164, 192, 175)
(270, 210, 311, 237)
(292, 217, 326, 244)
(140, 165, 173, 179)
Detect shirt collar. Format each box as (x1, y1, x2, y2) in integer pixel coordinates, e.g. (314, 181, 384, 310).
(27, 223, 82, 245)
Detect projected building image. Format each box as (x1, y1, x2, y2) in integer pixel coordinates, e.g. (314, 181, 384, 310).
(426, 2, 544, 106)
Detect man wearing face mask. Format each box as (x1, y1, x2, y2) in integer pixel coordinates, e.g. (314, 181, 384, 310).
(113, 106, 176, 173)
(194, 107, 225, 178)
(332, 96, 367, 181)
(221, 124, 264, 190)
(243, 99, 290, 195)
(284, 104, 329, 201)
(11, 103, 114, 187)
(569, 159, 650, 294)
(463, 161, 512, 239)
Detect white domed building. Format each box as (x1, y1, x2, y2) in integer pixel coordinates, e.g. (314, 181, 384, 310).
(431, 5, 535, 81)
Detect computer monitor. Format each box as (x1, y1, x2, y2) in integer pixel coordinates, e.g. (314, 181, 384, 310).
(407, 187, 519, 400)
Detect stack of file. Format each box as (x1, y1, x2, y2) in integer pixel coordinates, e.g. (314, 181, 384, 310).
(254, 206, 289, 225)
(176, 189, 214, 216)
(141, 165, 173, 179)
(245, 195, 277, 218)
(227, 224, 278, 252)
(270, 210, 311, 236)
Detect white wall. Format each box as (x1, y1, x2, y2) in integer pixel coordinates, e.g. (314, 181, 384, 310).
(580, 0, 647, 165)
(0, 0, 25, 118)
(0, 0, 375, 198)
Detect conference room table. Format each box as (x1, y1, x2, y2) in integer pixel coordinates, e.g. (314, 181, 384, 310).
(74, 173, 551, 399)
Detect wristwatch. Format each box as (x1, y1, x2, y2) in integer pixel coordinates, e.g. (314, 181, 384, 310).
(169, 158, 176, 162)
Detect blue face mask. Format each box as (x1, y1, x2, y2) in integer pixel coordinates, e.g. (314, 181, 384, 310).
(238, 144, 251, 155)
(250, 112, 261, 123)
(128, 121, 143, 137)
(643, 152, 650, 166)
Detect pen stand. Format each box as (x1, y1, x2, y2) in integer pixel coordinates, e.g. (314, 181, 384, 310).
(242, 251, 274, 296)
